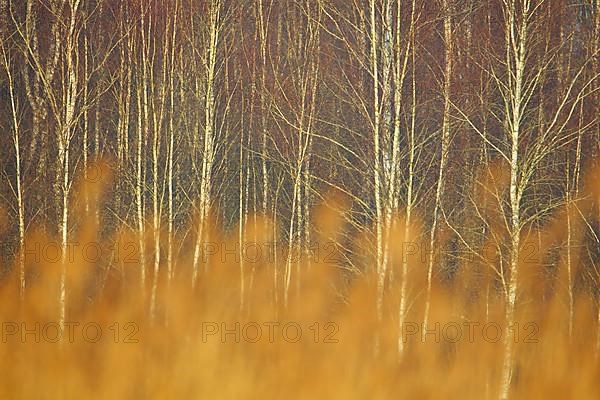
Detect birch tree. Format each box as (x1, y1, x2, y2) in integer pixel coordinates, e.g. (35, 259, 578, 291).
(257, 0, 273, 217)
(20, 0, 61, 219)
(449, 1, 600, 397)
(268, 0, 322, 307)
(191, 0, 223, 287)
(396, 0, 419, 356)
(422, 0, 453, 339)
(166, 0, 180, 285)
(148, 0, 175, 320)
(2, 42, 26, 299)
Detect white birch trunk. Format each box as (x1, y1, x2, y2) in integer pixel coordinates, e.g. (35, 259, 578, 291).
(499, 2, 529, 397)
(59, 0, 81, 334)
(398, 3, 417, 355)
(423, 0, 453, 338)
(167, 3, 179, 285)
(192, 0, 219, 287)
(2, 47, 26, 299)
(370, 0, 385, 323)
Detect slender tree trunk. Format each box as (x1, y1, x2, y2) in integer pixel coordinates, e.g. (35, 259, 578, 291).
(135, 46, 147, 293)
(499, 3, 529, 397)
(239, 82, 246, 310)
(2, 46, 26, 299)
(21, 0, 59, 224)
(192, 0, 219, 287)
(370, 0, 385, 323)
(116, 5, 133, 216)
(398, 3, 416, 355)
(83, 35, 90, 214)
(258, 0, 270, 216)
(167, 4, 179, 285)
(285, 164, 301, 307)
(149, 10, 162, 320)
(380, 0, 394, 285)
(283, 2, 320, 306)
(595, 0, 600, 155)
(59, 0, 81, 334)
(500, 0, 531, 399)
(423, 0, 453, 337)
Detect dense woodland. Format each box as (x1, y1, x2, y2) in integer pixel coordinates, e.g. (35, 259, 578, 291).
(0, 0, 599, 398)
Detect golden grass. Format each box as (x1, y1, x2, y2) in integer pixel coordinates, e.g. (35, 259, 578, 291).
(0, 161, 598, 399)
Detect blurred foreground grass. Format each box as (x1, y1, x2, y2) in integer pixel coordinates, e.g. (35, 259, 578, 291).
(0, 162, 598, 399)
